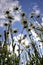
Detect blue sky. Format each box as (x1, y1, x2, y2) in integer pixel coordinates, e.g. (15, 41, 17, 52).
(0, 0, 43, 37)
(17, 0, 43, 24)
(18, 0, 43, 16)
(0, 0, 43, 40)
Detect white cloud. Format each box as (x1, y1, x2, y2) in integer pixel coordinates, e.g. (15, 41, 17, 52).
(35, 9, 40, 15)
(33, 4, 40, 16)
(33, 4, 38, 11)
(14, 14, 21, 22)
(0, 22, 4, 27)
(33, 6, 37, 10)
(0, 0, 22, 17)
(0, 14, 5, 18)
(0, 0, 22, 29)
(42, 17, 43, 22)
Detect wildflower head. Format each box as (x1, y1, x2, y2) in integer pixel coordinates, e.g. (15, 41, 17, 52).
(14, 7, 18, 10)
(21, 12, 25, 17)
(30, 12, 34, 18)
(4, 8, 10, 16)
(4, 22, 9, 26)
(37, 15, 40, 18)
(0, 34, 2, 37)
(5, 10, 10, 15)
(6, 15, 14, 20)
(13, 28, 18, 33)
(22, 20, 28, 28)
